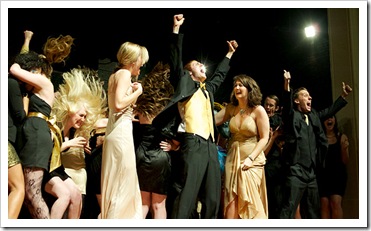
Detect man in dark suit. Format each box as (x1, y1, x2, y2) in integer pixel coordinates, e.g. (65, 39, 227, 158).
(153, 14, 238, 219)
(279, 70, 352, 218)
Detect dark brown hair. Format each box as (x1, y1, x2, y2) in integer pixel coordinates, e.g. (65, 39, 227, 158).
(230, 74, 262, 107)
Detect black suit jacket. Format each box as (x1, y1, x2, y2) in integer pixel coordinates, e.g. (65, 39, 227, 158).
(153, 33, 231, 139)
(8, 77, 27, 144)
(281, 89, 347, 169)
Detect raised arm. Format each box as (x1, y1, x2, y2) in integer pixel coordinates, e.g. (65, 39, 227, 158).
(225, 40, 238, 59)
(20, 30, 34, 54)
(283, 69, 291, 92)
(173, 14, 185, 34)
(340, 82, 352, 99)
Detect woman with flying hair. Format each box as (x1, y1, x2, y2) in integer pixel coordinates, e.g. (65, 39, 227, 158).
(133, 62, 178, 219)
(9, 33, 74, 218)
(51, 67, 107, 218)
(215, 74, 270, 219)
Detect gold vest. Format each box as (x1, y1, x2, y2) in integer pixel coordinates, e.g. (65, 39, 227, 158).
(183, 87, 214, 141)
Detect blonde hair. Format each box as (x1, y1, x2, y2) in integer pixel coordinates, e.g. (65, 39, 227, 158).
(116, 41, 149, 68)
(52, 67, 107, 138)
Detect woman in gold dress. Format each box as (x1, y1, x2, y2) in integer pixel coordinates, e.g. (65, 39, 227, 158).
(215, 74, 270, 219)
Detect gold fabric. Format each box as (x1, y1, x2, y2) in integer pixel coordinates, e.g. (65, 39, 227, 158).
(224, 114, 268, 219)
(27, 112, 63, 172)
(183, 87, 214, 141)
(8, 141, 21, 168)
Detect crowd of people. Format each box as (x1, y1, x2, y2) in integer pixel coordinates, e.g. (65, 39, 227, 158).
(8, 14, 353, 220)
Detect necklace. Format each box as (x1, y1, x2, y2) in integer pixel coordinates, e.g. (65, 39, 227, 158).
(239, 108, 246, 116)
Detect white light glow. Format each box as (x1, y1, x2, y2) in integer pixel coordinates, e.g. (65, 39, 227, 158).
(305, 25, 316, 37)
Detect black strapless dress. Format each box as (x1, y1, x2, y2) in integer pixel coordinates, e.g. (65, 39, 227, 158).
(19, 94, 53, 171)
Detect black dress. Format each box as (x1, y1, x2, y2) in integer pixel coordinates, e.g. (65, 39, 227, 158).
(19, 94, 53, 171)
(135, 124, 171, 195)
(318, 133, 347, 197)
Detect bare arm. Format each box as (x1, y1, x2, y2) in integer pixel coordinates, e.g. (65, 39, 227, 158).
(263, 126, 282, 156)
(9, 63, 54, 106)
(20, 30, 33, 54)
(241, 106, 270, 170)
(340, 133, 350, 165)
(111, 70, 143, 112)
(61, 136, 87, 152)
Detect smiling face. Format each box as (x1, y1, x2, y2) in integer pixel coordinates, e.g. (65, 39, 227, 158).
(294, 89, 312, 113)
(233, 80, 248, 100)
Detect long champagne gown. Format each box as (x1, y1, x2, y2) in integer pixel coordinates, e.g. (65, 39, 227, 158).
(224, 114, 268, 219)
(100, 86, 142, 219)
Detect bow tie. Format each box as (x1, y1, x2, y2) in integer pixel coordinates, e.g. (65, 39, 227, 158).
(199, 82, 206, 90)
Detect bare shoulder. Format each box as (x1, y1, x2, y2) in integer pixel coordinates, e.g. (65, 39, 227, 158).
(253, 105, 266, 114)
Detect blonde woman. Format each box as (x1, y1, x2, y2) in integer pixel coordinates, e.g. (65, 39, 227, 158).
(51, 67, 107, 218)
(100, 41, 149, 219)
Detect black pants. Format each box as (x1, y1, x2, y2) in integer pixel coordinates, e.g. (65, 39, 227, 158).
(279, 164, 320, 219)
(171, 133, 221, 219)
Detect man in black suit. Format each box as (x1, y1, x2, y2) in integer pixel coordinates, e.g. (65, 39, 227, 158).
(153, 14, 238, 219)
(279, 70, 352, 218)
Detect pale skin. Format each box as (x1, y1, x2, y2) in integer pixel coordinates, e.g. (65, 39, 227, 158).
(215, 80, 270, 219)
(108, 57, 143, 113)
(44, 107, 88, 219)
(9, 63, 55, 218)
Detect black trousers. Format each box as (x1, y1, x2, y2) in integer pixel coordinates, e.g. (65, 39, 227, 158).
(279, 164, 321, 219)
(171, 133, 221, 219)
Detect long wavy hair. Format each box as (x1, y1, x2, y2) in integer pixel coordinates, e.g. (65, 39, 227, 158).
(230, 74, 262, 107)
(52, 67, 107, 138)
(134, 62, 174, 120)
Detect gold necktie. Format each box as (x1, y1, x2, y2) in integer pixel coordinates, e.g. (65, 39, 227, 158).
(199, 82, 207, 98)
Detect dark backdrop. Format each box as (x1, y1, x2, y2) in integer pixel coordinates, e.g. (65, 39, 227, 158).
(8, 8, 333, 110)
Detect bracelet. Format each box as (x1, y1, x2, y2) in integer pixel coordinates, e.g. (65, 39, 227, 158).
(248, 156, 254, 162)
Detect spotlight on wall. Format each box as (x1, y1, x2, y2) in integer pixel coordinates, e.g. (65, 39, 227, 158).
(305, 25, 316, 38)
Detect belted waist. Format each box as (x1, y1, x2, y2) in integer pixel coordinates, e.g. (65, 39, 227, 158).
(27, 112, 62, 173)
(27, 112, 49, 121)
